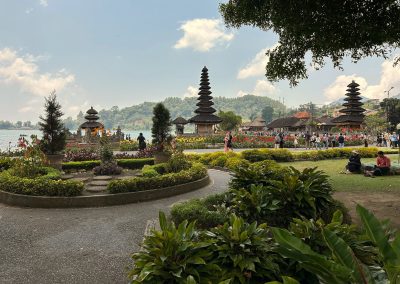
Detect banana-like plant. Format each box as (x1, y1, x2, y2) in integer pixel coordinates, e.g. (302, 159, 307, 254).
(271, 205, 400, 283)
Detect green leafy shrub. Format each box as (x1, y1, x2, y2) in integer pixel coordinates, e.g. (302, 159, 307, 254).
(207, 215, 280, 283)
(210, 155, 228, 167)
(241, 149, 272, 162)
(0, 158, 14, 172)
(170, 198, 228, 229)
(129, 212, 220, 283)
(108, 163, 207, 193)
(225, 157, 250, 171)
(141, 165, 160, 178)
(166, 153, 191, 173)
(62, 158, 154, 171)
(229, 159, 287, 190)
(0, 171, 83, 196)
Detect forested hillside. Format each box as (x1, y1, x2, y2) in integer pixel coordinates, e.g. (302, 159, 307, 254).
(64, 95, 285, 131)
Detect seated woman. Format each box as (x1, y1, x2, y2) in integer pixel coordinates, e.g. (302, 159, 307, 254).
(345, 150, 362, 173)
(365, 151, 391, 177)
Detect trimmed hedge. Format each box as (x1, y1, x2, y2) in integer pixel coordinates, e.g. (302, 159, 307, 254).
(0, 158, 14, 172)
(0, 171, 84, 196)
(108, 163, 207, 194)
(62, 158, 154, 171)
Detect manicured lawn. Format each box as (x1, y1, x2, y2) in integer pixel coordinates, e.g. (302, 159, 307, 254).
(282, 154, 400, 192)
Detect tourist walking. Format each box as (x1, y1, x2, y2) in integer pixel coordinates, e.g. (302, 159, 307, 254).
(279, 132, 284, 148)
(137, 133, 147, 150)
(274, 133, 281, 149)
(390, 132, 398, 148)
(338, 133, 345, 148)
(224, 131, 233, 152)
(304, 131, 311, 149)
(293, 134, 298, 149)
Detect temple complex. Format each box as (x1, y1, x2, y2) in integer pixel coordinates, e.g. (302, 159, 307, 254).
(79, 107, 105, 142)
(189, 66, 222, 135)
(332, 80, 365, 128)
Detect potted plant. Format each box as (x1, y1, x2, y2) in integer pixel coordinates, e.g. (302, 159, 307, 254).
(151, 103, 172, 164)
(39, 90, 66, 169)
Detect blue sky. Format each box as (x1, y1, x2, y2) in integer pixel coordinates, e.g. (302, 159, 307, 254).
(1, 0, 400, 122)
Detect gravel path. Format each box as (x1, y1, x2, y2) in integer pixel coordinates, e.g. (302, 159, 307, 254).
(0, 170, 231, 284)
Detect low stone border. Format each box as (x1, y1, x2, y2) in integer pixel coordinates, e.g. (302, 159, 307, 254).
(0, 175, 211, 208)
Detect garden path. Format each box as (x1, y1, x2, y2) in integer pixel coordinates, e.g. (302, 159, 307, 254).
(0, 169, 229, 284)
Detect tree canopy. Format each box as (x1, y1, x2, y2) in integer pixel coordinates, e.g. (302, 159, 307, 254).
(218, 110, 242, 131)
(219, 0, 400, 86)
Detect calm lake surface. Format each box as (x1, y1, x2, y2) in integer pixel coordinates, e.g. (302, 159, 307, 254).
(0, 129, 152, 151)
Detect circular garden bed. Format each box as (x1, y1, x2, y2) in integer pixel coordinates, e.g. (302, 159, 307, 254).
(0, 156, 210, 208)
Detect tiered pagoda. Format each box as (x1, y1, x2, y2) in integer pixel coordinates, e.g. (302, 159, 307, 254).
(189, 66, 222, 135)
(332, 80, 365, 128)
(79, 107, 105, 141)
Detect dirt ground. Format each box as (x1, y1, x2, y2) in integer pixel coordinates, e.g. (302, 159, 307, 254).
(334, 192, 400, 228)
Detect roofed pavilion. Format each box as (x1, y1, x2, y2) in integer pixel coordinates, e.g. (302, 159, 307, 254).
(79, 107, 104, 141)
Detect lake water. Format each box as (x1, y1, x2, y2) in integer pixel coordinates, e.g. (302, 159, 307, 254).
(0, 129, 152, 151)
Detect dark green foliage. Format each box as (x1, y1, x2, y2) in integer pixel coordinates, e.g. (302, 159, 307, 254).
(241, 149, 293, 163)
(170, 197, 228, 229)
(141, 165, 160, 178)
(62, 158, 154, 171)
(151, 103, 171, 148)
(94, 137, 123, 175)
(0, 171, 83, 196)
(0, 157, 14, 172)
(166, 153, 191, 173)
(108, 163, 207, 194)
(220, 0, 400, 86)
(129, 212, 220, 283)
(206, 215, 280, 283)
(218, 110, 242, 131)
(39, 91, 66, 154)
(261, 106, 274, 123)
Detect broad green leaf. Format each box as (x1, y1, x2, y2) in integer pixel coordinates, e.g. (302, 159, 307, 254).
(185, 275, 197, 284)
(322, 228, 370, 284)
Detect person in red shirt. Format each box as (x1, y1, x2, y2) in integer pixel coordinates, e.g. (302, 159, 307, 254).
(374, 151, 391, 176)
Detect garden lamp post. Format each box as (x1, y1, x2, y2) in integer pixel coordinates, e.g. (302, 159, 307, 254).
(396, 123, 400, 164)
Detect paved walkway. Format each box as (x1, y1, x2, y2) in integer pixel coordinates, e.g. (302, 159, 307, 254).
(0, 170, 231, 284)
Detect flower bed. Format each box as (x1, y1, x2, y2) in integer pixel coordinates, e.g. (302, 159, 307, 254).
(62, 158, 154, 171)
(108, 163, 207, 194)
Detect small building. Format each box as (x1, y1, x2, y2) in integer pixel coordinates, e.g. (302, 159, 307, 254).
(189, 66, 222, 135)
(79, 107, 104, 142)
(246, 117, 267, 131)
(332, 81, 365, 128)
(172, 116, 188, 135)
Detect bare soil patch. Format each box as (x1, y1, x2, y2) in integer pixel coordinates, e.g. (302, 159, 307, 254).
(334, 191, 400, 228)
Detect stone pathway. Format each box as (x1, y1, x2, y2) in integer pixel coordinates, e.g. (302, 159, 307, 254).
(0, 169, 230, 284)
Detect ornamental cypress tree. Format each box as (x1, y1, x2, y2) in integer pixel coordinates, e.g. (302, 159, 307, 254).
(151, 103, 171, 150)
(39, 90, 66, 154)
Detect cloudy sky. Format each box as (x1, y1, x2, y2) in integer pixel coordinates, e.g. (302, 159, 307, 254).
(1, 0, 400, 122)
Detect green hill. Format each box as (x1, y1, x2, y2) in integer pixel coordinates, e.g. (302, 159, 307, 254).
(64, 95, 285, 131)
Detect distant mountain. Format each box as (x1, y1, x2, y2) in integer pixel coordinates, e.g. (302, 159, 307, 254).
(64, 95, 285, 131)
(328, 96, 369, 107)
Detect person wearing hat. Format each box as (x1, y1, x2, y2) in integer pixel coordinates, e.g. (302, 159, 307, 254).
(345, 150, 362, 173)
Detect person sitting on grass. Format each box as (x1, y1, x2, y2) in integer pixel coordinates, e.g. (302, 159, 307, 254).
(344, 150, 362, 174)
(365, 151, 391, 177)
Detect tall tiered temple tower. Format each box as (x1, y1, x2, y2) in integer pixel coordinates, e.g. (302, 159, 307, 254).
(332, 80, 365, 128)
(189, 66, 222, 135)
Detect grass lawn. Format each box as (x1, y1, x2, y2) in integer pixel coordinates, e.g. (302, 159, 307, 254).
(281, 154, 400, 192)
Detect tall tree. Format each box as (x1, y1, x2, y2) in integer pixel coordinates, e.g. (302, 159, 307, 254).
(218, 110, 242, 131)
(220, 0, 400, 86)
(380, 98, 400, 130)
(151, 103, 171, 149)
(39, 90, 66, 154)
(261, 106, 273, 123)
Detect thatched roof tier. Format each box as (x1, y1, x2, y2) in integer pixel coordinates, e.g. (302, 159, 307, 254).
(248, 117, 267, 127)
(172, 117, 188, 124)
(189, 66, 221, 124)
(266, 117, 300, 128)
(80, 121, 104, 129)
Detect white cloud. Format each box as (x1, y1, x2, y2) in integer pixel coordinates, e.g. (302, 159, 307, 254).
(39, 0, 48, 7)
(237, 43, 279, 79)
(0, 48, 75, 96)
(18, 106, 33, 113)
(324, 57, 400, 102)
(174, 19, 234, 52)
(25, 8, 34, 14)
(183, 85, 198, 98)
(237, 79, 278, 97)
